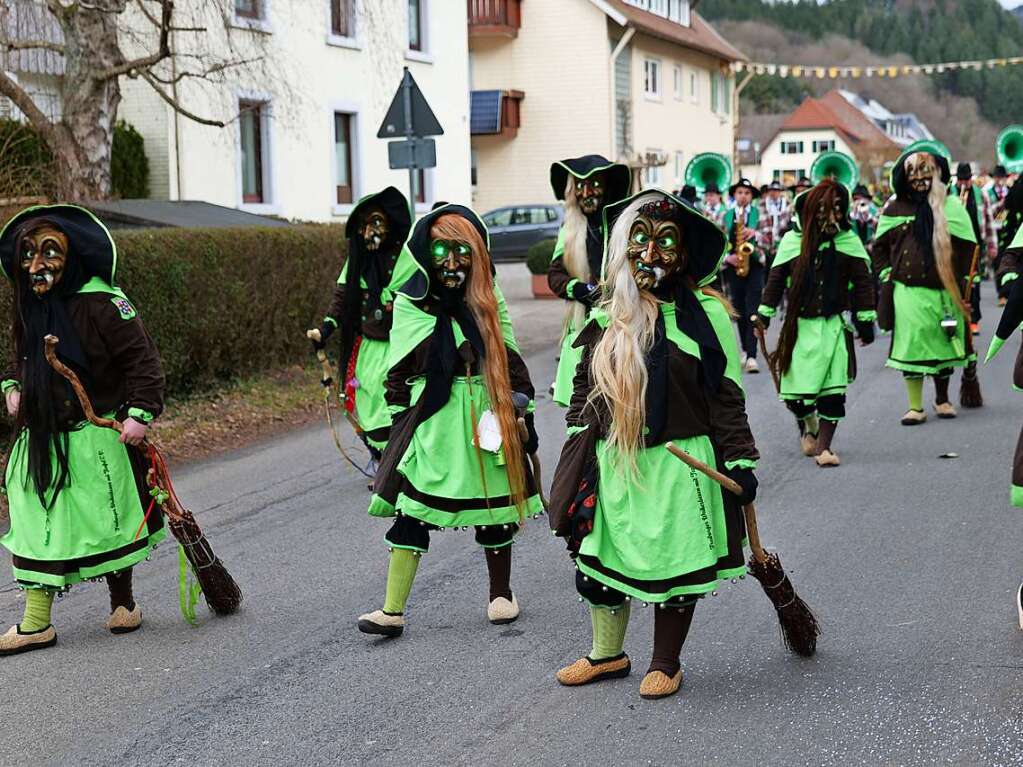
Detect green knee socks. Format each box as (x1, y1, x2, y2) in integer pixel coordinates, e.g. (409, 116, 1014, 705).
(383, 548, 421, 615)
(21, 589, 54, 632)
(905, 377, 924, 411)
(590, 602, 631, 660)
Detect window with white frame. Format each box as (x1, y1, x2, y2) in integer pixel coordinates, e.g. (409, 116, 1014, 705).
(780, 141, 804, 155)
(643, 155, 663, 188)
(236, 0, 263, 19)
(240, 100, 270, 204)
(331, 0, 356, 38)
(334, 112, 355, 204)
(412, 168, 429, 204)
(812, 139, 835, 153)
(674, 151, 684, 184)
(709, 72, 730, 115)
(673, 65, 683, 100)
(408, 0, 425, 52)
(644, 59, 661, 98)
(690, 70, 698, 103)
(625, 0, 690, 26)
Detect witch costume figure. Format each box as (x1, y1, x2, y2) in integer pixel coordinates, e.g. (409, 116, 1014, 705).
(984, 224, 1023, 628)
(548, 190, 758, 701)
(310, 187, 414, 460)
(358, 205, 543, 638)
(872, 141, 977, 426)
(546, 155, 631, 406)
(0, 205, 165, 655)
(754, 180, 875, 467)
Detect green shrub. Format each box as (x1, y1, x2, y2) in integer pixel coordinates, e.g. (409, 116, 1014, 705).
(0, 119, 55, 199)
(525, 237, 556, 275)
(111, 121, 150, 199)
(0, 223, 346, 395)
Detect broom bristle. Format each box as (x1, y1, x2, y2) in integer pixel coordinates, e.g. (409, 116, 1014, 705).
(748, 551, 820, 657)
(960, 363, 983, 408)
(169, 513, 243, 616)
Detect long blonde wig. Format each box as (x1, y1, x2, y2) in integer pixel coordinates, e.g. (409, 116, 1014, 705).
(925, 165, 968, 316)
(561, 176, 591, 335)
(429, 214, 529, 519)
(587, 193, 663, 474)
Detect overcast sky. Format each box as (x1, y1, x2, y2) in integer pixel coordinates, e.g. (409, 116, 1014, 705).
(998, 0, 1017, 7)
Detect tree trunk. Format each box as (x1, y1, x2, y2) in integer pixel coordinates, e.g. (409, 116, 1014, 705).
(50, 6, 123, 201)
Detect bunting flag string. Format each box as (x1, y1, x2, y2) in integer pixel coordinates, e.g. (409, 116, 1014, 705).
(733, 56, 1023, 79)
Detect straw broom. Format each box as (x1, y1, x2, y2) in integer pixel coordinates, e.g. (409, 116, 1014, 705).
(666, 443, 819, 657)
(44, 335, 242, 617)
(960, 245, 983, 408)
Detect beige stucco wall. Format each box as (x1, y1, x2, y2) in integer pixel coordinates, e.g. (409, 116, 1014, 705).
(628, 33, 734, 191)
(469, 0, 612, 214)
(119, 0, 472, 221)
(117, 76, 174, 200)
(758, 128, 855, 186)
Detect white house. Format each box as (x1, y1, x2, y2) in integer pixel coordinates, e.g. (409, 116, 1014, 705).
(115, 0, 473, 221)
(467, 0, 745, 213)
(837, 90, 933, 149)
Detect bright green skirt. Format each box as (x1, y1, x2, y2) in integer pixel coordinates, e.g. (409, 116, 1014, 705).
(887, 282, 967, 375)
(2, 423, 165, 589)
(553, 320, 584, 408)
(576, 435, 747, 603)
(368, 376, 543, 527)
(780, 315, 851, 401)
(351, 336, 391, 450)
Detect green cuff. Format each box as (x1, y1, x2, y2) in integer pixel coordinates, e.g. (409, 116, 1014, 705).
(127, 408, 155, 424)
(566, 278, 580, 293)
(1002, 272, 1019, 286)
(756, 304, 776, 318)
(724, 458, 757, 471)
(566, 424, 589, 437)
(879, 267, 892, 282)
(1, 379, 19, 395)
(985, 335, 1007, 364)
(1012, 484, 1023, 509)
(855, 310, 878, 322)
(323, 316, 338, 328)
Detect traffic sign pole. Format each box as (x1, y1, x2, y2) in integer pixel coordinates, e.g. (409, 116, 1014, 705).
(402, 69, 416, 220)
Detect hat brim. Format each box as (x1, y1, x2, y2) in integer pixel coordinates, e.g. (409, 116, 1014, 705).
(0, 204, 117, 284)
(550, 155, 632, 204)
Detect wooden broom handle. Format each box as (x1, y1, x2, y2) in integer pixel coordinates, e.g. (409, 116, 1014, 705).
(665, 442, 767, 564)
(753, 318, 781, 394)
(306, 329, 335, 386)
(43, 335, 122, 433)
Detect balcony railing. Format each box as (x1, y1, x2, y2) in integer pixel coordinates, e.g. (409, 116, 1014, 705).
(468, 0, 521, 38)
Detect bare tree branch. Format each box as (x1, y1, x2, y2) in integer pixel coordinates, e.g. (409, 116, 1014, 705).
(145, 56, 261, 85)
(0, 38, 66, 54)
(139, 69, 225, 127)
(99, 0, 171, 79)
(0, 70, 54, 140)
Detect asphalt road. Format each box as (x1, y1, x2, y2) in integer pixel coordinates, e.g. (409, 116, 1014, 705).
(2, 287, 1023, 767)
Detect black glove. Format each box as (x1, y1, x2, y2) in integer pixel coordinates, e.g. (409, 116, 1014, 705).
(570, 281, 598, 307)
(522, 411, 539, 455)
(752, 313, 770, 331)
(854, 319, 875, 345)
(724, 466, 758, 505)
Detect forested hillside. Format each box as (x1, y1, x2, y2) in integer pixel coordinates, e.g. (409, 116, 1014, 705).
(704, 0, 1023, 127)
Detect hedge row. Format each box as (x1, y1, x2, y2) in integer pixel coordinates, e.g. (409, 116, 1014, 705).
(0, 223, 346, 396)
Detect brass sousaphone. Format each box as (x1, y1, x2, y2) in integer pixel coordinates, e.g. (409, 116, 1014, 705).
(685, 153, 733, 197)
(810, 150, 859, 191)
(997, 125, 1023, 175)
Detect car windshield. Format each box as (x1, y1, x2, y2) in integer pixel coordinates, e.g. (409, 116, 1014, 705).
(484, 209, 513, 227)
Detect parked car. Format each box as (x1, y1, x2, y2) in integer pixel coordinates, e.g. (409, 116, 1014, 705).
(481, 204, 563, 262)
